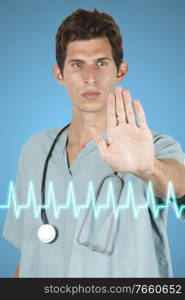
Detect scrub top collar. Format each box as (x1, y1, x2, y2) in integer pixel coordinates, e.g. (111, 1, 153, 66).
(59, 126, 108, 154)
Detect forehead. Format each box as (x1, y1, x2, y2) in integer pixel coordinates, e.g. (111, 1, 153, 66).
(65, 37, 113, 60)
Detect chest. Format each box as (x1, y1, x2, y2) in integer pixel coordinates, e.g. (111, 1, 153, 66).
(66, 144, 84, 168)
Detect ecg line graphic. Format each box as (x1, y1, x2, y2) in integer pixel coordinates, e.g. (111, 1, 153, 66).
(0, 180, 185, 219)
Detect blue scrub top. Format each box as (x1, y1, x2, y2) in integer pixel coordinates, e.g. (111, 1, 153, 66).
(2, 126, 185, 277)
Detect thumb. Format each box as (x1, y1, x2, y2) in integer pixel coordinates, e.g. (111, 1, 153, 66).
(89, 125, 107, 156)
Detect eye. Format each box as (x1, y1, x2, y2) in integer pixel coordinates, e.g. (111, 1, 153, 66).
(97, 61, 108, 67)
(71, 62, 82, 69)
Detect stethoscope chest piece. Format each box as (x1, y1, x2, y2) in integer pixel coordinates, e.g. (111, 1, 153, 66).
(37, 224, 57, 243)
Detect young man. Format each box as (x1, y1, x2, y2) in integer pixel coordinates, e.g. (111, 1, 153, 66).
(3, 8, 185, 278)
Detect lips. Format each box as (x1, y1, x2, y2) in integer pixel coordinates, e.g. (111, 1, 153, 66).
(81, 91, 101, 100)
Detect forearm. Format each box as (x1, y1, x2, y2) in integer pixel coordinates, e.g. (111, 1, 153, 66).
(13, 265, 19, 278)
(134, 158, 185, 198)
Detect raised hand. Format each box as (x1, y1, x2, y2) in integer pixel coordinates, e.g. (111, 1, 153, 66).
(89, 86, 155, 175)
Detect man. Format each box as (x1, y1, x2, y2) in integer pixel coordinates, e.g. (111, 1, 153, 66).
(3, 8, 185, 278)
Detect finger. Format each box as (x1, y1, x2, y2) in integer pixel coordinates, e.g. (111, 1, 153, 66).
(107, 93, 117, 129)
(123, 90, 136, 124)
(133, 100, 148, 129)
(115, 86, 126, 124)
(89, 125, 107, 156)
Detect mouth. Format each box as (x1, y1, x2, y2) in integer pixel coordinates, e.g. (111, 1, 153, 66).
(81, 91, 101, 100)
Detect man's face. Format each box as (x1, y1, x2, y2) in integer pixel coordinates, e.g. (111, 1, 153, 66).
(54, 37, 127, 113)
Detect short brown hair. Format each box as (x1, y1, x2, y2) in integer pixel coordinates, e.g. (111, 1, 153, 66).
(55, 8, 124, 76)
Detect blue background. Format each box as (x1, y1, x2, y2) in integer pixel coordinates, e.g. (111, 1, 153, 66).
(0, 0, 185, 277)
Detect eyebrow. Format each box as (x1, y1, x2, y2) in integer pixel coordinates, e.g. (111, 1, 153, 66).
(67, 57, 112, 64)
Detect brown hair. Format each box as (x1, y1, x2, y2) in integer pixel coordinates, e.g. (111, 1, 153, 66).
(55, 8, 124, 76)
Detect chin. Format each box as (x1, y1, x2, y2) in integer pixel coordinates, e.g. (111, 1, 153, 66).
(78, 104, 106, 113)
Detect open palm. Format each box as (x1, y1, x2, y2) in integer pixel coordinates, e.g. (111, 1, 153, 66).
(89, 86, 155, 175)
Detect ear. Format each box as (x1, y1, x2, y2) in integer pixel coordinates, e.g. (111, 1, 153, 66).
(115, 61, 128, 83)
(52, 65, 65, 85)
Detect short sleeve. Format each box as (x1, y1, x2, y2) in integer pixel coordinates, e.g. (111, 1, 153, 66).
(152, 131, 185, 164)
(2, 145, 27, 250)
(151, 130, 185, 220)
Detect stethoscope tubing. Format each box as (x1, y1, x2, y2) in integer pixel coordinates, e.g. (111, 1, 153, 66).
(41, 123, 71, 225)
(38, 123, 124, 250)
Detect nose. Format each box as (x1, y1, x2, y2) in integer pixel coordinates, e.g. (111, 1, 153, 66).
(83, 65, 98, 86)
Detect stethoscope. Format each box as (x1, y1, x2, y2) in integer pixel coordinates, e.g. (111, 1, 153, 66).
(37, 123, 124, 251)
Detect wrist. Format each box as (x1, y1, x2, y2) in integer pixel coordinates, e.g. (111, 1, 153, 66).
(133, 159, 157, 181)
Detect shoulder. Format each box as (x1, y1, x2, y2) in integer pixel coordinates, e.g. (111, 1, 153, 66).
(150, 129, 184, 163)
(20, 126, 64, 160)
(150, 129, 181, 146)
(25, 126, 62, 146)
(151, 129, 173, 141)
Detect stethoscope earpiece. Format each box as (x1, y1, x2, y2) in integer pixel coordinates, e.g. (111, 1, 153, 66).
(37, 224, 57, 243)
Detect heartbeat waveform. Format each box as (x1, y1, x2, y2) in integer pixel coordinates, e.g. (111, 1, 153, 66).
(0, 180, 185, 219)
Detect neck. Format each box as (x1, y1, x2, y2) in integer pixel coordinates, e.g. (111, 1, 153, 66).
(67, 113, 107, 148)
